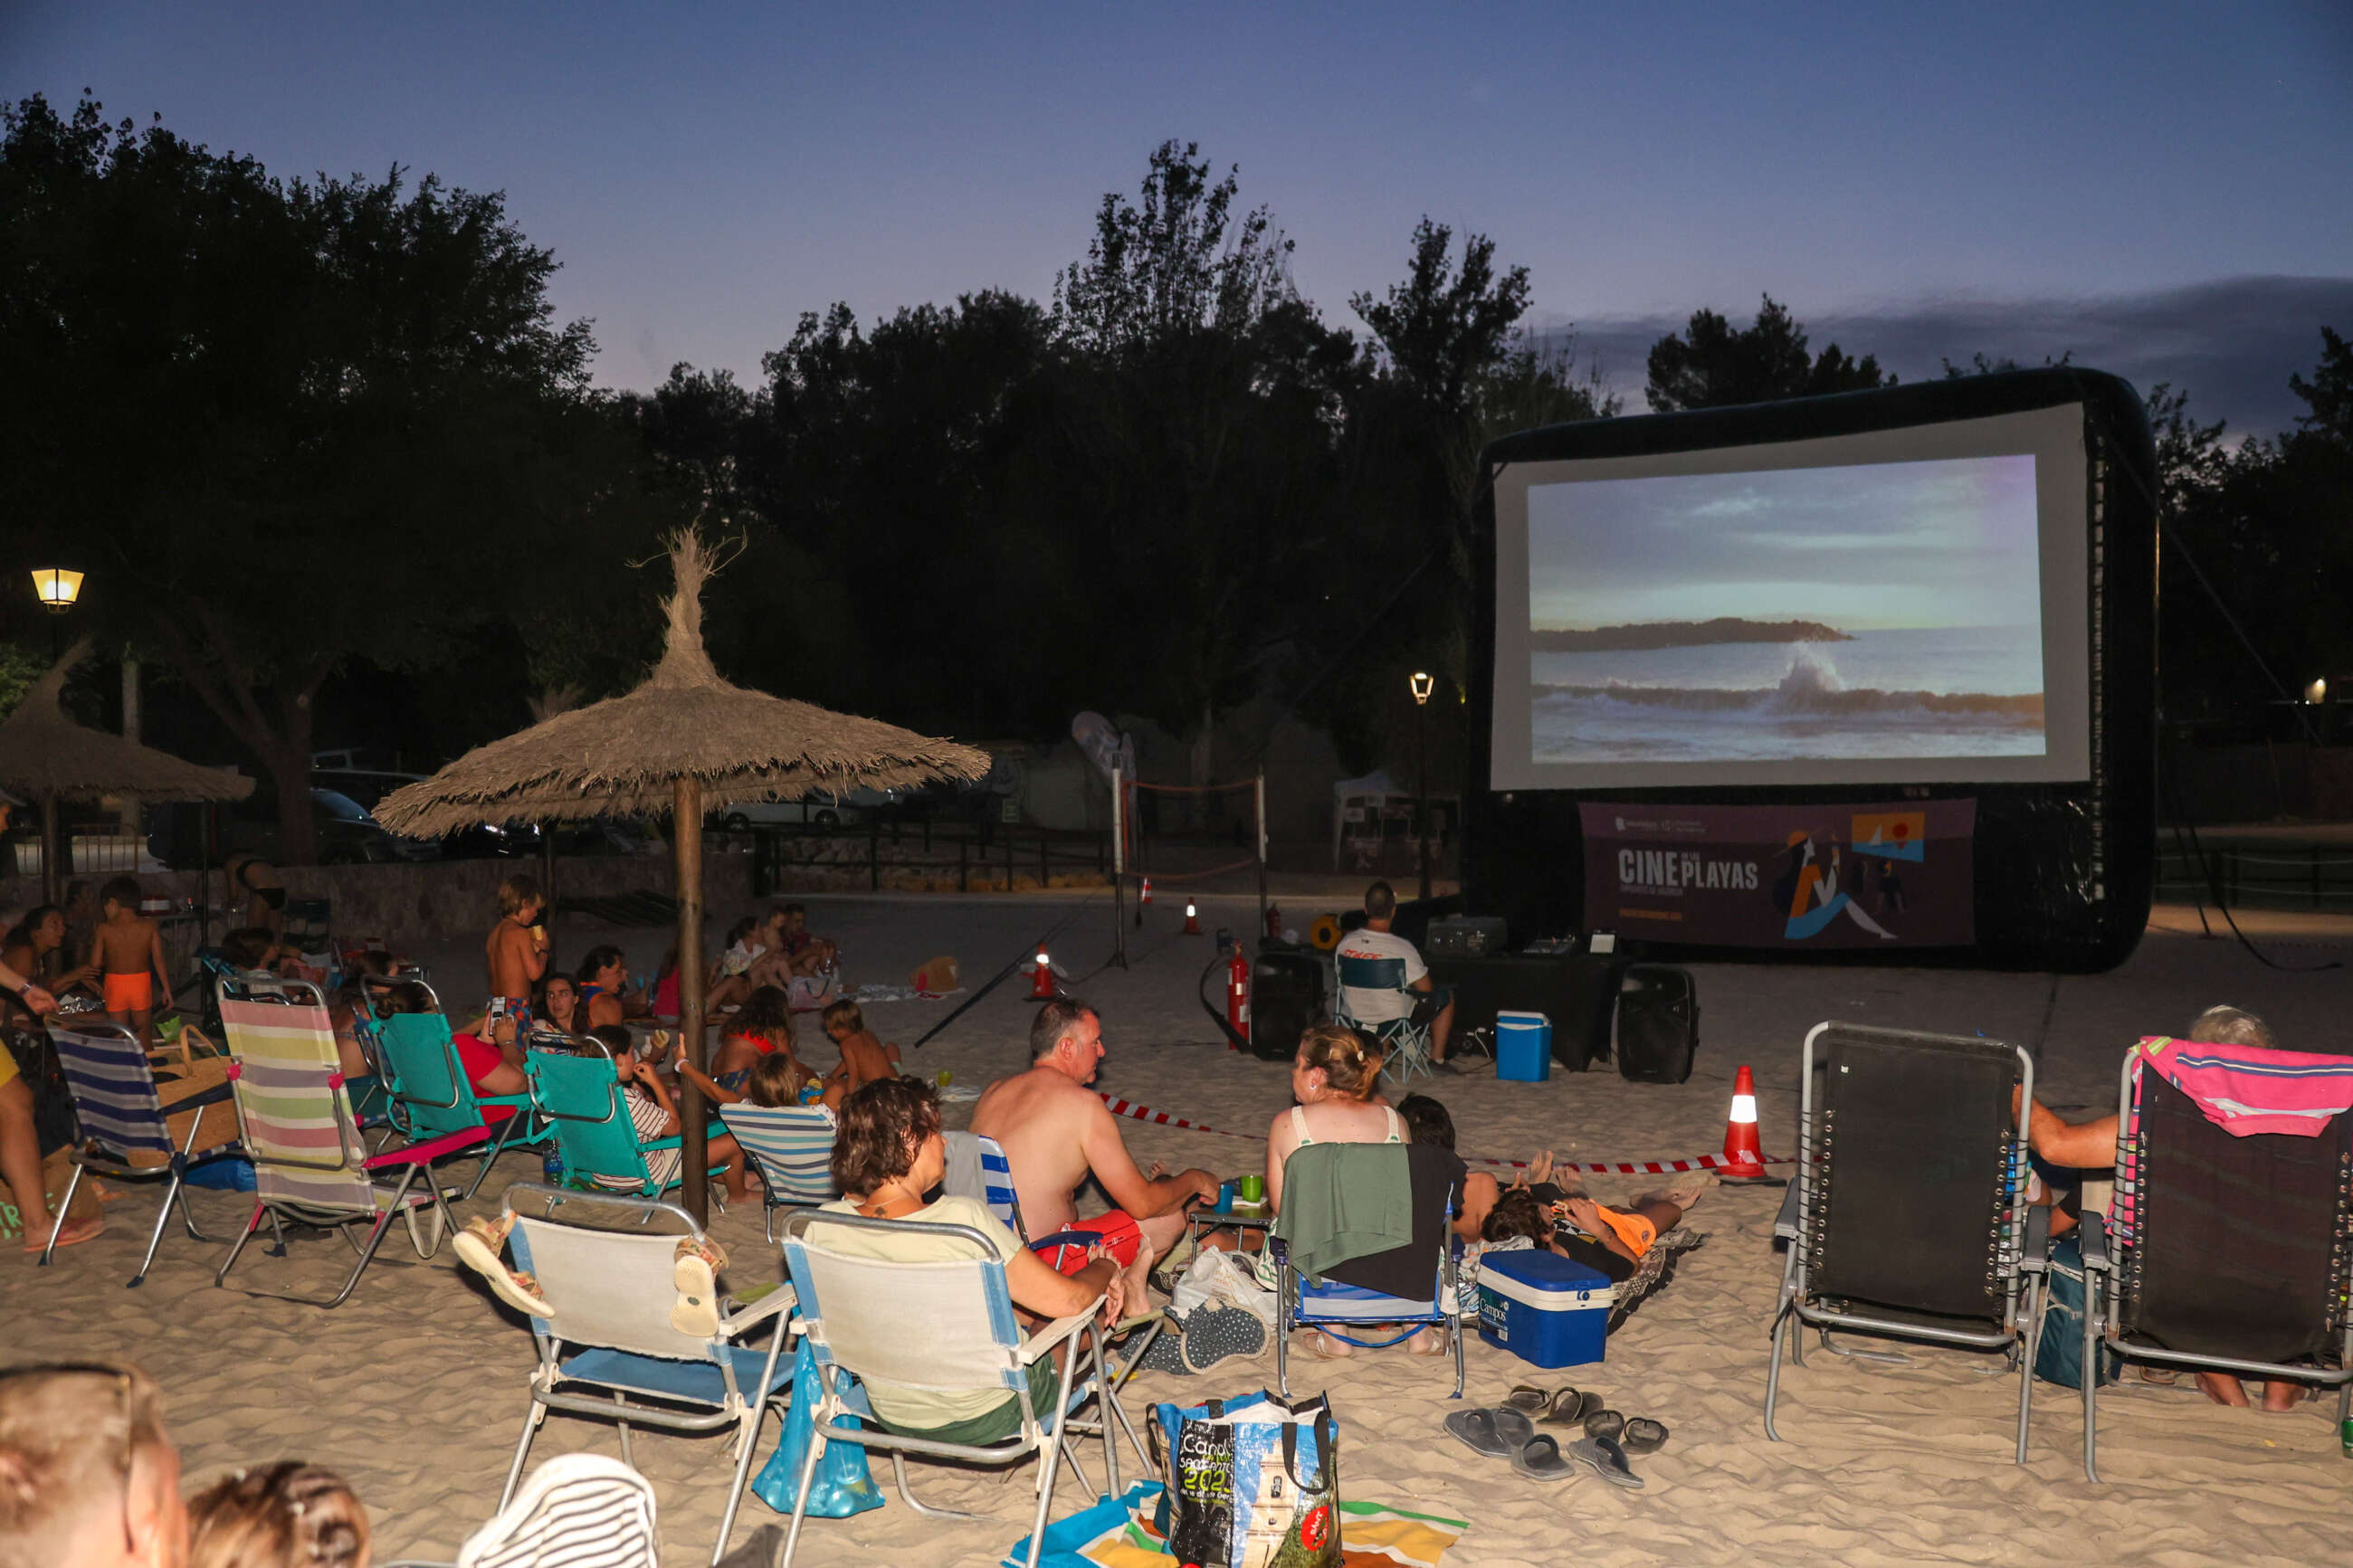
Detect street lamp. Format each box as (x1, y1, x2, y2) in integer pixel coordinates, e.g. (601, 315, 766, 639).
(30, 567, 83, 660)
(1410, 671, 1435, 900)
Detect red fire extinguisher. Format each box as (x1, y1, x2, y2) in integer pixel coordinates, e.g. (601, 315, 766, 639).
(1264, 901, 1283, 941)
(1225, 945, 1251, 1050)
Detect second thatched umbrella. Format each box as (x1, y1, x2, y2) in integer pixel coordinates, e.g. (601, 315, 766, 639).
(376, 533, 990, 1220)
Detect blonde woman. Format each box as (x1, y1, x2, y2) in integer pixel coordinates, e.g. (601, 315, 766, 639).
(1263, 1022, 1398, 1214)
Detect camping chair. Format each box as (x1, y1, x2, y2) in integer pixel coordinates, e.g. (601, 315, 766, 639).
(717, 1101, 838, 1240)
(524, 1033, 730, 1201)
(377, 1454, 661, 1568)
(1271, 1142, 1464, 1400)
(212, 976, 480, 1308)
(497, 1183, 796, 1564)
(2075, 1039, 2353, 1481)
(940, 1130, 1027, 1238)
(1764, 1022, 2049, 1461)
(1333, 955, 1435, 1087)
(776, 1207, 1127, 1568)
(375, 979, 547, 1199)
(41, 1021, 246, 1287)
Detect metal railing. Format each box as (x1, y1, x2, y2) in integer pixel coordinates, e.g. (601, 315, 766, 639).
(736, 819, 1110, 897)
(2155, 844, 2353, 908)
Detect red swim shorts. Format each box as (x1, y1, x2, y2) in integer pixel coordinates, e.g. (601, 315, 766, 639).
(1028, 1210, 1144, 1276)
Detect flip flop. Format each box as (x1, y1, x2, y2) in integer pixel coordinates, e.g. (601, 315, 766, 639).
(1567, 1434, 1643, 1489)
(1503, 1385, 1556, 1415)
(1622, 1418, 1669, 1455)
(1585, 1408, 1626, 1443)
(26, 1214, 105, 1253)
(1443, 1407, 1537, 1459)
(1540, 1390, 1603, 1427)
(453, 1222, 555, 1317)
(1511, 1433, 1578, 1481)
(671, 1248, 721, 1336)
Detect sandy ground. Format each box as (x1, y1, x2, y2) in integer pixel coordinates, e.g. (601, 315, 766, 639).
(12, 891, 2353, 1567)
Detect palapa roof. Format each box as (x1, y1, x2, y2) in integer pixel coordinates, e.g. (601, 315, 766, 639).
(375, 532, 991, 837)
(0, 640, 255, 804)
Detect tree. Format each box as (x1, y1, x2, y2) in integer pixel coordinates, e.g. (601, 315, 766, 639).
(1350, 219, 1530, 423)
(0, 93, 635, 860)
(1644, 294, 1892, 412)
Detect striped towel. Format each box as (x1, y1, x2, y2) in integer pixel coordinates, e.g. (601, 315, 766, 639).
(2114, 1036, 2353, 1245)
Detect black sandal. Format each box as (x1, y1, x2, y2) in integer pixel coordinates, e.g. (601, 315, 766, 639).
(1621, 1417, 1669, 1454)
(1540, 1390, 1602, 1426)
(1585, 1408, 1626, 1443)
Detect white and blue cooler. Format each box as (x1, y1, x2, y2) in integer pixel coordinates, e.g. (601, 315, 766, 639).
(1495, 1010, 1552, 1083)
(1475, 1249, 1611, 1368)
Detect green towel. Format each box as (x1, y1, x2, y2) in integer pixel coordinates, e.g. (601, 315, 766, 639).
(1276, 1144, 1415, 1284)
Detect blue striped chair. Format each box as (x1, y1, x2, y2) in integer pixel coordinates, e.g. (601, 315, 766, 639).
(941, 1131, 1027, 1239)
(43, 1021, 248, 1287)
(718, 1102, 838, 1240)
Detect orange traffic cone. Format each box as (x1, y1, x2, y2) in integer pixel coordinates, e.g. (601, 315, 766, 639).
(1139, 876, 1153, 908)
(1028, 947, 1057, 1001)
(1718, 1064, 1784, 1184)
(1183, 901, 1201, 936)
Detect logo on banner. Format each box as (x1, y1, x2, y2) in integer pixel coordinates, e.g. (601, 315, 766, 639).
(1772, 810, 1928, 941)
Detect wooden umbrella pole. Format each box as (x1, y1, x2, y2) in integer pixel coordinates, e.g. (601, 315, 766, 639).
(674, 774, 709, 1225)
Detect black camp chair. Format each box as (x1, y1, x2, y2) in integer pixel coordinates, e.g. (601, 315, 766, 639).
(1765, 1023, 2049, 1461)
(2075, 1046, 2353, 1480)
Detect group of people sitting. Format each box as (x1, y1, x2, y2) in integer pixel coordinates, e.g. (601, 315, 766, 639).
(0, 1361, 368, 1568)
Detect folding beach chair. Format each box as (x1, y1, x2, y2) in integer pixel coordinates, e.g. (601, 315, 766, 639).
(1333, 955, 1435, 1087)
(41, 1020, 246, 1287)
(941, 1130, 1027, 1238)
(212, 976, 481, 1308)
(2074, 1038, 2353, 1480)
(497, 1183, 796, 1564)
(524, 1033, 730, 1200)
(1271, 1142, 1464, 1400)
(776, 1208, 1127, 1568)
(376, 1454, 661, 1568)
(717, 1101, 838, 1240)
(375, 979, 547, 1199)
(1764, 1023, 2049, 1461)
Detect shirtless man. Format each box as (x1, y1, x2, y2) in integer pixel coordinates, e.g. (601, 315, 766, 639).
(970, 998, 1218, 1270)
(484, 875, 550, 1021)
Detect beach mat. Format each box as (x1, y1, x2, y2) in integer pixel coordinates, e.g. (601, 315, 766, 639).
(1005, 1480, 1466, 1568)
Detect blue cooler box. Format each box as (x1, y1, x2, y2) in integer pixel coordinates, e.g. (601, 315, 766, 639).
(1495, 1011, 1552, 1082)
(1475, 1249, 1610, 1368)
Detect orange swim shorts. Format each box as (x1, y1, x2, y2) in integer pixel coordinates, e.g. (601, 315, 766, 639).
(1028, 1210, 1144, 1276)
(103, 972, 154, 1014)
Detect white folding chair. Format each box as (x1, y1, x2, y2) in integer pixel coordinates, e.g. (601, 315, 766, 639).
(776, 1209, 1124, 1568)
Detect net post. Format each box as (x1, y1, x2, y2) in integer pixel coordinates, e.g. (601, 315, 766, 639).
(1110, 765, 1129, 968)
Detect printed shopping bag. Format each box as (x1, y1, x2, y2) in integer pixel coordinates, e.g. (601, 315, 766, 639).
(1148, 1390, 1339, 1568)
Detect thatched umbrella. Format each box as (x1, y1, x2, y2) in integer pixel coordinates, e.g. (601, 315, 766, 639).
(0, 639, 255, 904)
(376, 532, 989, 1219)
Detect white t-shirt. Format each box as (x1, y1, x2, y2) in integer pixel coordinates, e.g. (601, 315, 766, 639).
(1335, 926, 1427, 1024)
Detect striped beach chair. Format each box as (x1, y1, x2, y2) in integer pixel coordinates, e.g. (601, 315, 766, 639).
(941, 1131, 1026, 1239)
(41, 1021, 246, 1287)
(213, 977, 484, 1308)
(717, 1102, 838, 1240)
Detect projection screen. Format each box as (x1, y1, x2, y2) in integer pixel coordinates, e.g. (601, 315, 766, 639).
(1489, 404, 2090, 792)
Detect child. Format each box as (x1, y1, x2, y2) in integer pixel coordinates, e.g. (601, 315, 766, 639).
(186, 1461, 368, 1568)
(670, 1045, 814, 1202)
(816, 998, 899, 1111)
(586, 1024, 743, 1197)
(484, 875, 549, 1022)
(87, 876, 168, 1047)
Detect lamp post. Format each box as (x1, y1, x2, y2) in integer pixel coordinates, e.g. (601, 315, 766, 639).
(1410, 670, 1435, 900)
(31, 567, 83, 660)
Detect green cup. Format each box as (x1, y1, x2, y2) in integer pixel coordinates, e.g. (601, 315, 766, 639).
(937, 1069, 955, 1089)
(1237, 1174, 1265, 1205)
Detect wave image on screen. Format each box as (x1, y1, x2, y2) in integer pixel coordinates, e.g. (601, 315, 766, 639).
(1527, 454, 2045, 765)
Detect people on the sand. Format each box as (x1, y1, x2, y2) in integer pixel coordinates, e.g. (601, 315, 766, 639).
(1265, 1022, 1404, 1214)
(2022, 1003, 2312, 1412)
(87, 878, 169, 1047)
(3, 905, 95, 1017)
(532, 971, 582, 1038)
(223, 852, 287, 938)
(767, 903, 837, 980)
(1479, 1166, 1709, 1285)
(576, 946, 630, 1031)
(1334, 880, 1460, 1069)
(1396, 1091, 1506, 1242)
(484, 875, 550, 1023)
(584, 1024, 743, 1195)
(969, 998, 1219, 1269)
(717, 985, 801, 1088)
(811, 1076, 1144, 1446)
(383, 981, 528, 1104)
(816, 998, 900, 1110)
(0, 1360, 188, 1568)
(1, 957, 105, 1254)
(187, 1460, 369, 1568)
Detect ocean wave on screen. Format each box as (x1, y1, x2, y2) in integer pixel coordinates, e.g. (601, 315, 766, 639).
(1532, 679, 2044, 726)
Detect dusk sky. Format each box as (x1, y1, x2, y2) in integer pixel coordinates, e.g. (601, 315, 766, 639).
(8, 3, 2349, 432)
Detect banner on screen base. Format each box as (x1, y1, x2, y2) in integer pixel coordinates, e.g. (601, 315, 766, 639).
(1580, 800, 1976, 949)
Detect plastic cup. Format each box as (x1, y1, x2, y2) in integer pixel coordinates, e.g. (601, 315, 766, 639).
(1238, 1174, 1265, 1205)
(937, 1069, 955, 1089)
(1216, 1180, 1236, 1213)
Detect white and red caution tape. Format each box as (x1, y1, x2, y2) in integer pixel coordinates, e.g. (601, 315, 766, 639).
(1094, 1092, 1793, 1171)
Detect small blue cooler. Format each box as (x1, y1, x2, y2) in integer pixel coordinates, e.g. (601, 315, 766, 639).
(1495, 1010, 1552, 1082)
(1475, 1249, 1610, 1368)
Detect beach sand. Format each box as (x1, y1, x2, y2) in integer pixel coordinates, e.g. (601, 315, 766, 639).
(12, 893, 2350, 1567)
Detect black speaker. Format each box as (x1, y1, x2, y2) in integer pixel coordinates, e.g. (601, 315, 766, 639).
(1249, 949, 1325, 1061)
(1615, 965, 1699, 1084)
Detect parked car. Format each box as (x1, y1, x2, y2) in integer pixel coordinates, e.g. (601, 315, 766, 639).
(717, 788, 900, 833)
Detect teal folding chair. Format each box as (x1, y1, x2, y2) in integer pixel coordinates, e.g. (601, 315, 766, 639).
(1333, 955, 1435, 1086)
(525, 1034, 730, 1201)
(372, 980, 547, 1200)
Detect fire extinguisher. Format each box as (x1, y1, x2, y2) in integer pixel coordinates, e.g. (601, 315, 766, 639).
(1225, 944, 1252, 1050)
(1264, 901, 1283, 941)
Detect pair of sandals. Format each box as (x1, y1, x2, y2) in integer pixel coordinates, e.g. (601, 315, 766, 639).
(1491, 1385, 1669, 1487)
(1445, 1406, 1635, 1487)
(455, 1213, 730, 1336)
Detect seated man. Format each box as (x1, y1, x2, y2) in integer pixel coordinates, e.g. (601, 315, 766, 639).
(1335, 880, 1459, 1069)
(2023, 1003, 2307, 1413)
(969, 997, 1219, 1270)
(0, 1361, 189, 1568)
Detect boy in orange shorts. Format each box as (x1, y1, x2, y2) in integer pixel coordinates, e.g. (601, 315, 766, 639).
(89, 876, 169, 1047)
